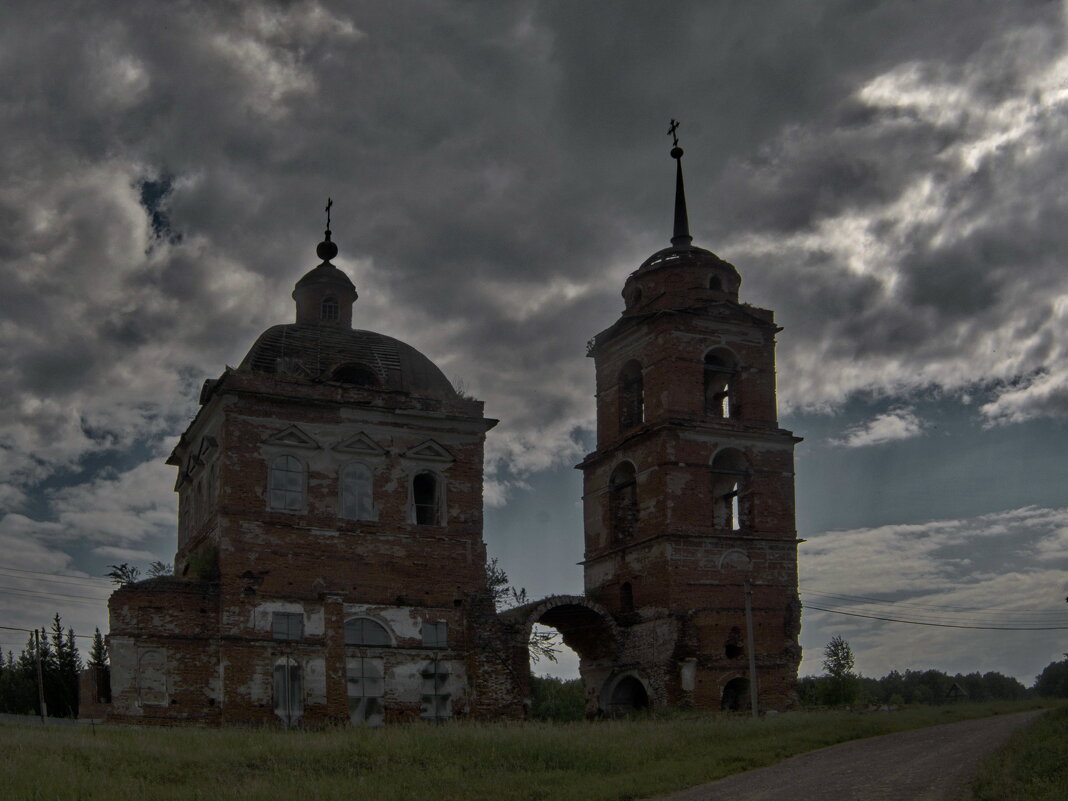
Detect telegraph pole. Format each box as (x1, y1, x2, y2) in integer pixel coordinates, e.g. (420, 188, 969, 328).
(34, 629, 47, 723)
(744, 579, 759, 718)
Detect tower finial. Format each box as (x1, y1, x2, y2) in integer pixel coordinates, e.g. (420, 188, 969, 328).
(668, 119, 692, 249)
(316, 197, 338, 262)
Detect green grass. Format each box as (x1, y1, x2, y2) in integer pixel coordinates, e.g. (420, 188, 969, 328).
(0, 701, 1050, 801)
(967, 703, 1068, 801)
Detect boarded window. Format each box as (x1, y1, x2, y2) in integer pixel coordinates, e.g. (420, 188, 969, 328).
(344, 617, 391, 647)
(272, 612, 303, 641)
(346, 657, 384, 725)
(339, 463, 373, 521)
(619, 361, 644, 431)
(422, 621, 448, 648)
(273, 657, 303, 726)
(421, 660, 451, 721)
(137, 649, 167, 707)
(268, 455, 305, 512)
(412, 471, 441, 525)
(609, 462, 638, 541)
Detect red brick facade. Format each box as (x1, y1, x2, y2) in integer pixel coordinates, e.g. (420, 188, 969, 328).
(106, 151, 800, 724)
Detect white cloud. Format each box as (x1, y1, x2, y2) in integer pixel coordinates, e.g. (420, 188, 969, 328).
(831, 408, 925, 448)
(800, 506, 1068, 680)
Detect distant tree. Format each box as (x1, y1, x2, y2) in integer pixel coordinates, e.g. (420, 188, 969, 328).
(529, 676, 585, 721)
(822, 635, 858, 705)
(106, 563, 141, 586)
(87, 628, 108, 668)
(147, 560, 173, 578)
(1034, 658, 1068, 698)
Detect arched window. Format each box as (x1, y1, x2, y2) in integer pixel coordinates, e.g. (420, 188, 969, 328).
(268, 455, 305, 512)
(619, 360, 644, 431)
(709, 275, 723, 292)
(339, 463, 373, 521)
(321, 296, 339, 322)
(273, 656, 303, 726)
(704, 350, 739, 419)
(609, 462, 638, 541)
(412, 471, 442, 525)
(711, 449, 749, 531)
(344, 617, 392, 647)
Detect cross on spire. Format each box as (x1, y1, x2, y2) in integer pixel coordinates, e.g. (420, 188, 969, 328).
(668, 119, 680, 147)
(325, 197, 333, 231)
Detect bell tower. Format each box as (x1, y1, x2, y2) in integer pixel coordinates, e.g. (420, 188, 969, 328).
(579, 122, 802, 711)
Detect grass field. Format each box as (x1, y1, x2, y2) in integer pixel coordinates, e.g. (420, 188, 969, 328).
(0, 701, 1052, 801)
(967, 704, 1068, 801)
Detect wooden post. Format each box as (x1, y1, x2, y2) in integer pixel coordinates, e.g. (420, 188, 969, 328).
(744, 580, 758, 718)
(34, 629, 47, 723)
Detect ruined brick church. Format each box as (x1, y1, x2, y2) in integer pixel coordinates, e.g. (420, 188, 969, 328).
(105, 135, 802, 725)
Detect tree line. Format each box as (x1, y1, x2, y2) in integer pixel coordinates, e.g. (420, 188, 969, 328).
(0, 614, 108, 718)
(801, 635, 1068, 707)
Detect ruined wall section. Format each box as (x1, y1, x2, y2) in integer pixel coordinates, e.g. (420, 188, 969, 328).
(107, 579, 221, 725)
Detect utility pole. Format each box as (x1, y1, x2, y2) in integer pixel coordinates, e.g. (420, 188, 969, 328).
(744, 579, 759, 718)
(34, 628, 47, 723)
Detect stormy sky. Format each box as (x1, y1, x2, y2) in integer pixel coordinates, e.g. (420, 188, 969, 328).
(2, 0, 1067, 685)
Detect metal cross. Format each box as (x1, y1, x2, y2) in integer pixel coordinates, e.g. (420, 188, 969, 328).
(668, 119, 680, 147)
(325, 197, 333, 229)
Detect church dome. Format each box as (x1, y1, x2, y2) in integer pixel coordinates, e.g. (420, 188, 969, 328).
(238, 324, 458, 399)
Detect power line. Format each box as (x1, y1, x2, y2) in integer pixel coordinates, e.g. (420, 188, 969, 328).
(0, 585, 111, 605)
(0, 625, 96, 640)
(0, 566, 113, 588)
(802, 587, 1068, 616)
(804, 605, 1068, 630)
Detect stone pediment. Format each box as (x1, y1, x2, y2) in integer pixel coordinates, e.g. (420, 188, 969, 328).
(334, 432, 386, 457)
(263, 425, 320, 450)
(402, 439, 454, 464)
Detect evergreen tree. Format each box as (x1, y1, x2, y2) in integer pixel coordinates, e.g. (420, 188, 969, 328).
(88, 628, 108, 668)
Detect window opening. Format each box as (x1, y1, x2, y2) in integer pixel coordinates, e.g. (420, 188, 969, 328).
(422, 621, 448, 648)
(704, 351, 738, 419)
(421, 657, 452, 721)
(620, 582, 635, 613)
(712, 450, 750, 531)
(272, 612, 303, 641)
(413, 471, 440, 525)
(321, 296, 339, 322)
(340, 463, 373, 521)
(709, 275, 723, 292)
(609, 462, 638, 542)
(344, 617, 391, 647)
(273, 657, 303, 726)
(619, 360, 644, 431)
(724, 626, 744, 659)
(268, 455, 305, 512)
(346, 657, 384, 725)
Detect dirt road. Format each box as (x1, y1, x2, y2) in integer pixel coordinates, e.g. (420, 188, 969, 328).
(650, 709, 1044, 801)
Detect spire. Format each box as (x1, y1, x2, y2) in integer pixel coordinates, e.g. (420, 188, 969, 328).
(316, 197, 338, 263)
(668, 119, 692, 249)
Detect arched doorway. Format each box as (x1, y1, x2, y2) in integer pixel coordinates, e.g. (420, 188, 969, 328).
(604, 674, 649, 716)
(721, 676, 750, 711)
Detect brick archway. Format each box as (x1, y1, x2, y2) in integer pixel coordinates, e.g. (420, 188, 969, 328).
(499, 594, 621, 715)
